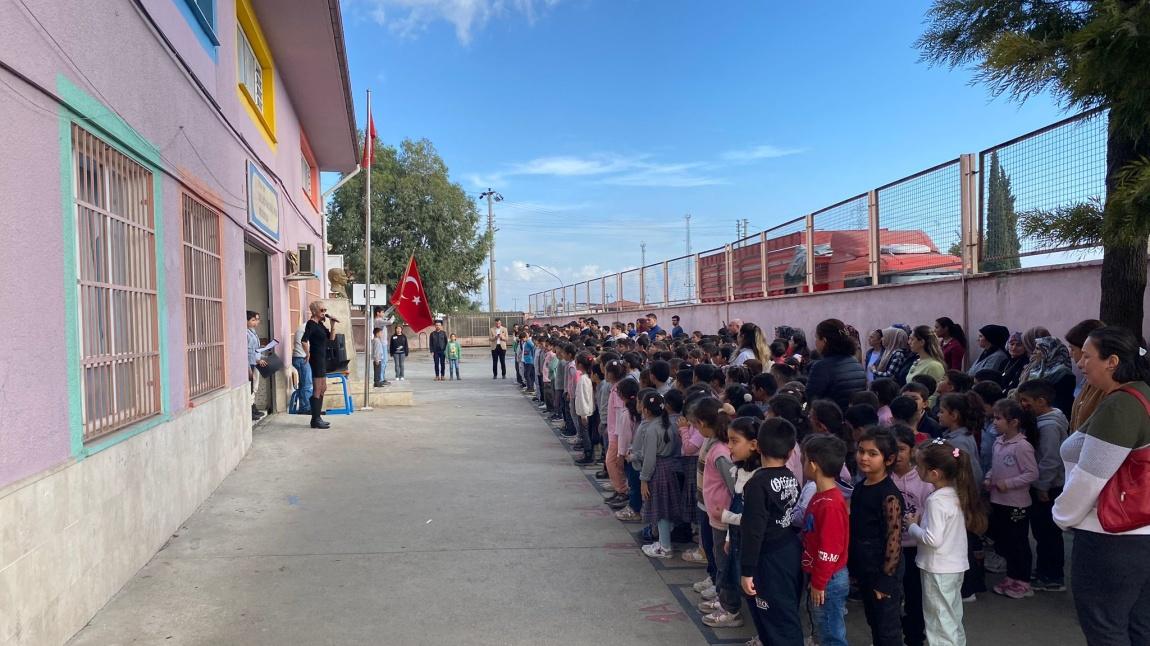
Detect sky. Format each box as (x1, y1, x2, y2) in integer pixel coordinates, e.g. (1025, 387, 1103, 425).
(336, 0, 1070, 312)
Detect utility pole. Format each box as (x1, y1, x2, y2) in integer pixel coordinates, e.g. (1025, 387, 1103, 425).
(641, 241, 647, 268)
(685, 214, 693, 300)
(742, 218, 750, 240)
(480, 189, 503, 311)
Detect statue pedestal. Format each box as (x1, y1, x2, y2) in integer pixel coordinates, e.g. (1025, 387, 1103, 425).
(320, 298, 358, 380)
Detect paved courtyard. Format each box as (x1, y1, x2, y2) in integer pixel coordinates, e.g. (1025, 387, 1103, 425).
(69, 353, 1086, 646)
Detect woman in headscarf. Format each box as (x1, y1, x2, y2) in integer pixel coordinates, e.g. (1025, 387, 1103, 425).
(1000, 332, 1029, 391)
(869, 326, 913, 384)
(1021, 336, 1076, 416)
(968, 324, 1010, 376)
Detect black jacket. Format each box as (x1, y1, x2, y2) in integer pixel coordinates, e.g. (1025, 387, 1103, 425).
(389, 333, 409, 356)
(806, 354, 867, 410)
(429, 330, 448, 353)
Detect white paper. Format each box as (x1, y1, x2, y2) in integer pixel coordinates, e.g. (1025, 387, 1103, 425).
(258, 339, 279, 353)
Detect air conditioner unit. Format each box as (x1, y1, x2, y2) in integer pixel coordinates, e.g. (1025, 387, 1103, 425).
(285, 243, 319, 281)
(298, 243, 315, 274)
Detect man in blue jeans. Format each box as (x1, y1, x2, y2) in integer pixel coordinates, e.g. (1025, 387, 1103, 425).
(292, 322, 313, 413)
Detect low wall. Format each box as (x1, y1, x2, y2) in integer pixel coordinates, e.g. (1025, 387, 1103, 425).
(530, 261, 1141, 341)
(0, 387, 251, 646)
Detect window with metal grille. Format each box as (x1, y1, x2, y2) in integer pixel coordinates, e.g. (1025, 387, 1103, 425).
(182, 194, 225, 398)
(301, 153, 313, 196)
(72, 124, 162, 441)
(237, 25, 263, 110)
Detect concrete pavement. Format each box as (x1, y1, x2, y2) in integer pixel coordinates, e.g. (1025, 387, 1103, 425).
(68, 352, 1086, 646)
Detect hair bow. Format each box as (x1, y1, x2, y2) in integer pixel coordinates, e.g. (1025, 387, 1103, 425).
(952, 448, 960, 458)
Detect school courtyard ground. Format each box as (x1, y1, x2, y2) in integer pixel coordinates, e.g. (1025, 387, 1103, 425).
(68, 352, 1086, 646)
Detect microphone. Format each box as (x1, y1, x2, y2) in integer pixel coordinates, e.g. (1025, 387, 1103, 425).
(326, 314, 340, 323)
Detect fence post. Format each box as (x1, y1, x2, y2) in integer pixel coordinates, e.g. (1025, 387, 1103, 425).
(868, 189, 880, 286)
(759, 231, 768, 297)
(662, 260, 669, 305)
(616, 273, 623, 312)
(960, 153, 980, 275)
(693, 253, 700, 304)
(804, 213, 815, 293)
(724, 244, 734, 302)
(639, 266, 646, 307)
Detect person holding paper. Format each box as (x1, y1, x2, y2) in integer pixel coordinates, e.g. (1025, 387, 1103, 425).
(247, 311, 268, 422)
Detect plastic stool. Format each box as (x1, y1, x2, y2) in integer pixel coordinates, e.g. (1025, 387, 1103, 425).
(324, 373, 353, 415)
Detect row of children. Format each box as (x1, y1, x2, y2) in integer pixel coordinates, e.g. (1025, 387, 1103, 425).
(513, 315, 1077, 646)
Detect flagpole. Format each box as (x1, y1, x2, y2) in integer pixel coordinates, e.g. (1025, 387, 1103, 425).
(361, 89, 374, 411)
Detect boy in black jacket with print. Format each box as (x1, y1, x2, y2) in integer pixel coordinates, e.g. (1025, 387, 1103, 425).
(740, 418, 803, 646)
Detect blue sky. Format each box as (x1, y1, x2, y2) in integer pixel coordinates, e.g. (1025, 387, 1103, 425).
(338, 0, 1068, 311)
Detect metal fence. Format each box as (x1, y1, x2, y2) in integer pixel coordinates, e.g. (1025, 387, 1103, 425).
(528, 110, 1107, 318)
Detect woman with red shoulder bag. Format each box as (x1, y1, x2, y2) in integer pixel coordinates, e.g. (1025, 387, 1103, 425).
(1053, 326, 1150, 645)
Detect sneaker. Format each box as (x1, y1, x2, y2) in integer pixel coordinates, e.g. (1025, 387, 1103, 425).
(574, 457, 595, 466)
(700, 585, 718, 601)
(594, 469, 609, 480)
(1005, 580, 1034, 599)
(1034, 578, 1067, 592)
(599, 482, 615, 493)
(992, 577, 1017, 597)
(745, 638, 762, 646)
(702, 610, 743, 628)
(615, 507, 641, 521)
(681, 546, 708, 564)
(607, 498, 629, 511)
(641, 543, 672, 559)
(692, 576, 714, 593)
(697, 598, 722, 613)
(984, 551, 1008, 574)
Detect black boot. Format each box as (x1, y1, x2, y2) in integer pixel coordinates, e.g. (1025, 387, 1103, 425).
(310, 397, 330, 429)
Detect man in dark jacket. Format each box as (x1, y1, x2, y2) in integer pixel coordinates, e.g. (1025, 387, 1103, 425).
(429, 320, 449, 381)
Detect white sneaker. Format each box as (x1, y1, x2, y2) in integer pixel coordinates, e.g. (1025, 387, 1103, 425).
(692, 576, 714, 593)
(702, 610, 743, 628)
(641, 543, 672, 559)
(698, 597, 722, 613)
(745, 638, 762, 646)
(615, 507, 641, 521)
(700, 585, 718, 600)
(599, 483, 615, 493)
(984, 551, 1007, 574)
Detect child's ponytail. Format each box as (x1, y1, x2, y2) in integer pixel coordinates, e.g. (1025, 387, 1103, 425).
(918, 440, 987, 535)
(638, 388, 671, 435)
(694, 397, 731, 442)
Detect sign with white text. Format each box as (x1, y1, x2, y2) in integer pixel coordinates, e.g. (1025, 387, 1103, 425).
(247, 161, 280, 240)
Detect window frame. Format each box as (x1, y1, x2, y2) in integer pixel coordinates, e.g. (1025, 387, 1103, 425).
(72, 124, 163, 442)
(300, 134, 319, 210)
(183, 0, 219, 45)
(235, 0, 276, 145)
(181, 192, 227, 400)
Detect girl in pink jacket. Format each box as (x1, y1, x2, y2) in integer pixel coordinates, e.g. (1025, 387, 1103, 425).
(987, 398, 1038, 599)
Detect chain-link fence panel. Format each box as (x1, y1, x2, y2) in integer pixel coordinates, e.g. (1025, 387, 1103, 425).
(877, 159, 963, 284)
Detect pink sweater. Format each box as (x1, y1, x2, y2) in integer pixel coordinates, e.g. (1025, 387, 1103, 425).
(606, 385, 622, 439)
(679, 424, 704, 457)
(989, 433, 1038, 508)
(702, 441, 734, 529)
(892, 468, 935, 547)
(616, 412, 637, 459)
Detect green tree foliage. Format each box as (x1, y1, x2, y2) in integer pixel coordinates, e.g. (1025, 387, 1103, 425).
(918, 0, 1150, 334)
(981, 152, 1022, 272)
(327, 138, 491, 314)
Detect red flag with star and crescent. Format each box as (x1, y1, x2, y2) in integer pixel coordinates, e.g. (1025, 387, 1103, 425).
(390, 255, 435, 333)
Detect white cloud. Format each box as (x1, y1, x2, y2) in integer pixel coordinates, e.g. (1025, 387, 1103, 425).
(720, 144, 804, 163)
(507, 155, 638, 177)
(474, 153, 725, 188)
(363, 0, 562, 45)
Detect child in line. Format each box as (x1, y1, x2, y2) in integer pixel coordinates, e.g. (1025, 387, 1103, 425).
(720, 417, 764, 630)
(695, 399, 739, 624)
(446, 333, 462, 380)
(987, 398, 1039, 599)
(800, 434, 851, 646)
(739, 418, 803, 645)
(634, 389, 683, 558)
(890, 425, 935, 646)
(371, 327, 385, 387)
(573, 353, 596, 465)
(908, 439, 987, 646)
(1015, 379, 1069, 591)
(604, 360, 631, 510)
(850, 427, 906, 646)
(521, 333, 535, 393)
(615, 377, 642, 521)
(938, 391, 988, 600)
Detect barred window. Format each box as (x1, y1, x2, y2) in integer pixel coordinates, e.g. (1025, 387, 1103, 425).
(237, 25, 263, 110)
(182, 194, 225, 398)
(73, 124, 161, 441)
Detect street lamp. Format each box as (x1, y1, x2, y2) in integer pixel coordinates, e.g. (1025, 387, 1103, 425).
(525, 263, 564, 288)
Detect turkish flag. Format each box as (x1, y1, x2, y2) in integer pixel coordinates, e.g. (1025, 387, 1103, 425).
(390, 255, 435, 333)
(361, 113, 377, 168)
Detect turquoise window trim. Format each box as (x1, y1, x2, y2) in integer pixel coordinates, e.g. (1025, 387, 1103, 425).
(57, 74, 171, 460)
(173, 0, 220, 61)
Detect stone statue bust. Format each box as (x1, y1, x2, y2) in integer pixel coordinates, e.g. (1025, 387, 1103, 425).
(328, 268, 350, 299)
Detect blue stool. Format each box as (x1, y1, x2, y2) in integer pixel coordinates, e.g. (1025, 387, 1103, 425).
(324, 373, 353, 415)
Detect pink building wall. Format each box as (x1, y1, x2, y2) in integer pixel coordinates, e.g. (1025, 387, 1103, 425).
(0, 0, 338, 488)
(531, 261, 1143, 348)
